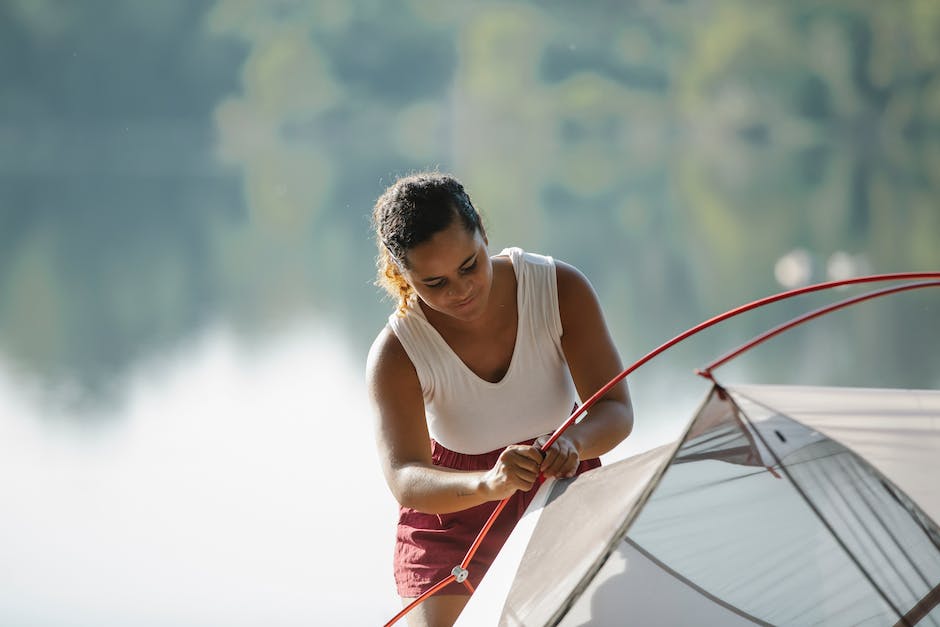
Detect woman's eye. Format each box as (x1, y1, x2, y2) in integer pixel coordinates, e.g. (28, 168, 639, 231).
(460, 261, 478, 274)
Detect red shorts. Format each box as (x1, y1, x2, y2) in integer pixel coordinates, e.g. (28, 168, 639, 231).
(393, 439, 601, 597)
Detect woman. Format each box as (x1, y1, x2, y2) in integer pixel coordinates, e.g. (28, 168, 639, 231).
(367, 172, 633, 626)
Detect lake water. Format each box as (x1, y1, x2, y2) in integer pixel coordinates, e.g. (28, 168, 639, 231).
(0, 316, 711, 624)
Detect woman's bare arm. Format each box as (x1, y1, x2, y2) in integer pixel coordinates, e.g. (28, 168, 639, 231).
(366, 327, 542, 514)
(552, 261, 634, 461)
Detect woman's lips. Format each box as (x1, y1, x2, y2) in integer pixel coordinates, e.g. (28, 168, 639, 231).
(455, 294, 475, 309)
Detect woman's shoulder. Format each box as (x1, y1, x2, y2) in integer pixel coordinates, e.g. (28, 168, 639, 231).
(366, 325, 415, 383)
(496, 247, 593, 298)
(497, 246, 554, 267)
(553, 258, 591, 290)
(552, 259, 601, 325)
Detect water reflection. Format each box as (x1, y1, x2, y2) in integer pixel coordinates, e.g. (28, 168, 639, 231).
(0, 324, 399, 625)
(2, 1, 937, 407)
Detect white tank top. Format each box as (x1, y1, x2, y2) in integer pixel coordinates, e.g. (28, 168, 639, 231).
(388, 247, 578, 454)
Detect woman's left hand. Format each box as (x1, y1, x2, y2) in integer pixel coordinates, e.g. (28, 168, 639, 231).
(533, 433, 581, 479)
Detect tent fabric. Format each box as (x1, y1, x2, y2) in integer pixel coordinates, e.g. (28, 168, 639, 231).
(629, 387, 940, 625)
(728, 385, 940, 527)
(457, 383, 940, 626)
(558, 538, 768, 626)
(456, 443, 677, 626)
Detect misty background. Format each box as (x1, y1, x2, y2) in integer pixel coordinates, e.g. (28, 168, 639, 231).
(1, 1, 938, 624)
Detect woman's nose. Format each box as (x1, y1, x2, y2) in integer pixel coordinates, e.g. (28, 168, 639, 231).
(449, 276, 471, 297)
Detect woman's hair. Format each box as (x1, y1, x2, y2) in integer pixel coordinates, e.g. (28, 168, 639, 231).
(372, 172, 483, 315)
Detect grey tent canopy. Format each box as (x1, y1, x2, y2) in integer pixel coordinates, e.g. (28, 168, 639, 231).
(457, 383, 940, 626)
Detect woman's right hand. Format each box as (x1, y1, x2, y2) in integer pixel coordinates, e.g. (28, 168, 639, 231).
(481, 444, 544, 500)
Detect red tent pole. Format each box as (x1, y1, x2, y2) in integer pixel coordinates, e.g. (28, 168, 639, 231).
(697, 280, 940, 377)
(541, 272, 940, 451)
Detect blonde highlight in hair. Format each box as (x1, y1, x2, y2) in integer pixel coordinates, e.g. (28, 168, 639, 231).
(376, 245, 414, 316)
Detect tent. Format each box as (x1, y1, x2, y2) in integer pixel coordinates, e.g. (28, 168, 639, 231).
(456, 382, 940, 626)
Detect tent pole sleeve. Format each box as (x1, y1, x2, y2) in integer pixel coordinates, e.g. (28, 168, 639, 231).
(895, 581, 940, 627)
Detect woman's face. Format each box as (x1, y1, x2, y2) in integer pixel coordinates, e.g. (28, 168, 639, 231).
(400, 218, 492, 323)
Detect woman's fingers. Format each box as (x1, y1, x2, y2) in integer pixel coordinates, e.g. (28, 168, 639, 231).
(507, 446, 542, 481)
(493, 445, 540, 490)
(538, 438, 580, 478)
(541, 451, 570, 477)
(488, 440, 580, 499)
